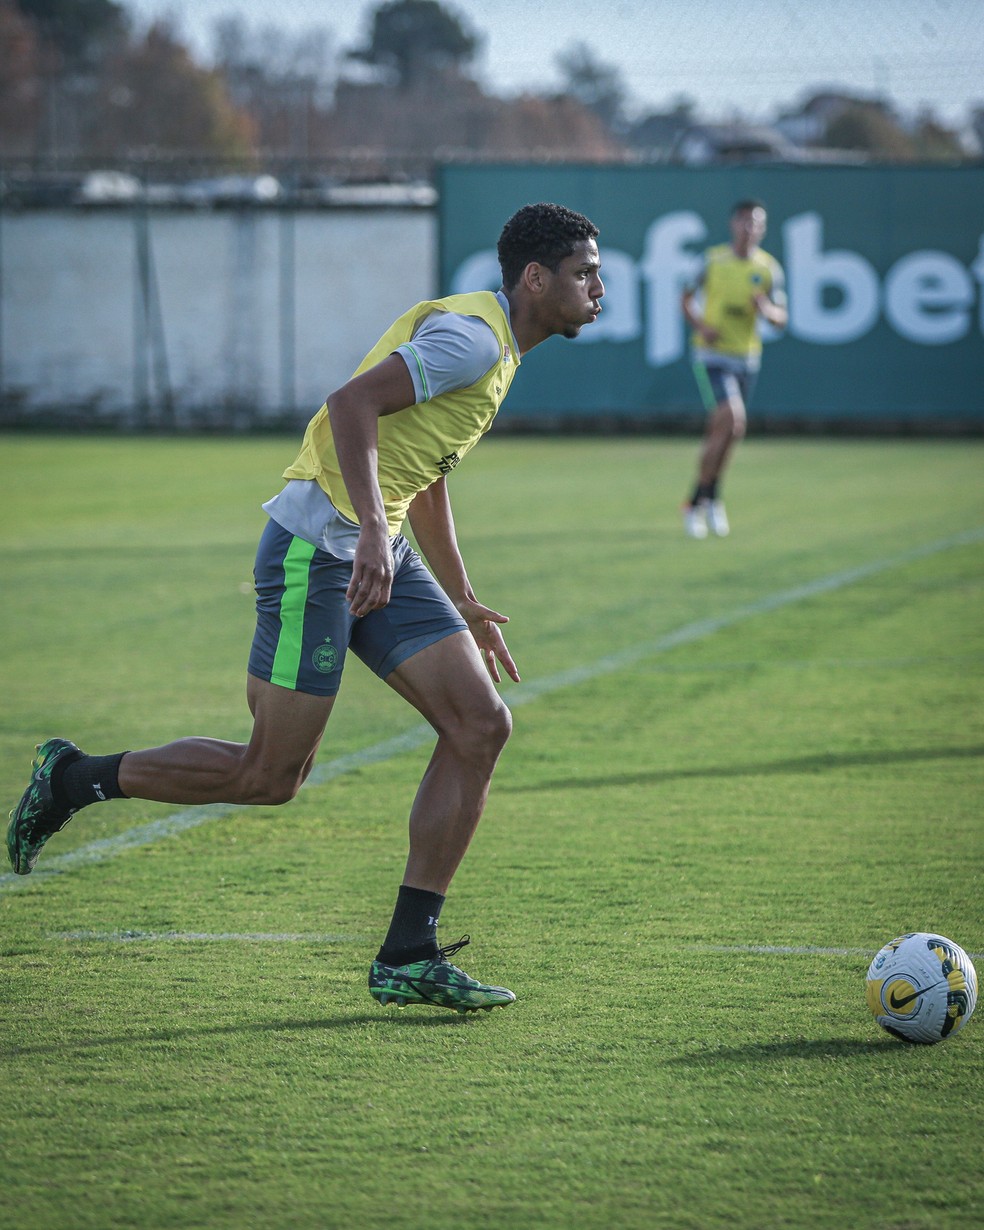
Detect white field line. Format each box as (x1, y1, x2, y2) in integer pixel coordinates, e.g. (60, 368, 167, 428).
(3, 525, 982, 896)
(693, 943, 984, 960)
(48, 930, 367, 943)
(45, 933, 984, 960)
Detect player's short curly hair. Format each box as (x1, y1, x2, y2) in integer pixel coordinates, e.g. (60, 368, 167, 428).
(731, 198, 766, 216)
(497, 202, 599, 290)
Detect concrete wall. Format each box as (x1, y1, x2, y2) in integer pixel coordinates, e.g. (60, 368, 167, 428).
(1, 207, 435, 425)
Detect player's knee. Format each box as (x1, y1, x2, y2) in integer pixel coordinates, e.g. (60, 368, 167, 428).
(239, 764, 306, 806)
(726, 400, 747, 438)
(453, 699, 512, 765)
(258, 779, 302, 806)
(487, 700, 513, 751)
(477, 700, 513, 761)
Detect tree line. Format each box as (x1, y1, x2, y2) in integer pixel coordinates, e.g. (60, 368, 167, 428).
(0, 0, 975, 174)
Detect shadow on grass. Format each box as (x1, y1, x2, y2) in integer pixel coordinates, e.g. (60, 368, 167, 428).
(667, 1037, 907, 1066)
(501, 744, 984, 793)
(1, 1010, 489, 1056)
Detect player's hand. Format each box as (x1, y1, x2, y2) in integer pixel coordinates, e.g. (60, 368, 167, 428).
(458, 598, 520, 684)
(698, 322, 721, 344)
(347, 527, 395, 616)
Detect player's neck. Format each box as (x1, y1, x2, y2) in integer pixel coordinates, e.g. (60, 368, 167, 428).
(732, 241, 758, 260)
(502, 288, 537, 355)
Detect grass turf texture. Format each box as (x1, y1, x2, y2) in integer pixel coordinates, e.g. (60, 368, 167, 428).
(1, 435, 982, 1230)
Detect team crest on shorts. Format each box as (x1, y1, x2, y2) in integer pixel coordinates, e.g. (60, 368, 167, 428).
(312, 638, 339, 674)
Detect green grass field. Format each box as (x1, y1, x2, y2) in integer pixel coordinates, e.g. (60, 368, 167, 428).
(1, 434, 982, 1230)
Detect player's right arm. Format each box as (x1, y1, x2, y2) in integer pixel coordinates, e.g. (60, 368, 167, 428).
(680, 260, 720, 345)
(326, 355, 415, 616)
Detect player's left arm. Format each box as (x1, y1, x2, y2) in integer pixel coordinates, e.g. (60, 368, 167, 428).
(407, 478, 520, 684)
(753, 262, 788, 330)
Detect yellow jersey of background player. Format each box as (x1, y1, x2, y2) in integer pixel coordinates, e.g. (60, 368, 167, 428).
(689, 241, 785, 362)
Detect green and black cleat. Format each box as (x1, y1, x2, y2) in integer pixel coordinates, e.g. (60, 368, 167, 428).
(7, 738, 84, 874)
(369, 936, 515, 1015)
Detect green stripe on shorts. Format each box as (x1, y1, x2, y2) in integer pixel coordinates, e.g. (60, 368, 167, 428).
(692, 361, 716, 413)
(270, 536, 317, 689)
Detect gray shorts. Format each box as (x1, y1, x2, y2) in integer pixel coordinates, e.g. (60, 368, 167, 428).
(692, 360, 758, 412)
(248, 519, 467, 696)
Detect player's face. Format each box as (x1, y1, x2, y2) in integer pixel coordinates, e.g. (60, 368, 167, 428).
(541, 239, 604, 338)
(731, 207, 767, 253)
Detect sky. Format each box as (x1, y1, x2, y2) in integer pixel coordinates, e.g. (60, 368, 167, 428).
(122, 0, 984, 125)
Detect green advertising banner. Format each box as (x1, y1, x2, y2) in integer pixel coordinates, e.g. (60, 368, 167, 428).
(438, 164, 984, 428)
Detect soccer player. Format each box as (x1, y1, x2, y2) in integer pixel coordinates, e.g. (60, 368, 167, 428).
(8, 202, 604, 1014)
(680, 198, 787, 538)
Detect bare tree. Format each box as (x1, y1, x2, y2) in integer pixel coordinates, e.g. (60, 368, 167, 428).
(213, 15, 337, 156)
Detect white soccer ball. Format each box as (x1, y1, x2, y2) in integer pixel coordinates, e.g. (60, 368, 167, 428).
(866, 932, 977, 1044)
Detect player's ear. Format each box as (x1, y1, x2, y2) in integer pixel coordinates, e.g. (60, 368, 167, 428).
(521, 261, 545, 295)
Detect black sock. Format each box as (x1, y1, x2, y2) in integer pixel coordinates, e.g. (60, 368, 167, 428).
(693, 482, 716, 504)
(376, 885, 445, 967)
(55, 752, 129, 811)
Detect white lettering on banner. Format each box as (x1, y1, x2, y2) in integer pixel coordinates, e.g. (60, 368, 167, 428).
(450, 212, 984, 367)
(451, 250, 501, 297)
(641, 211, 706, 365)
(884, 251, 975, 344)
(783, 212, 880, 343)
(974, 237, 984, 336)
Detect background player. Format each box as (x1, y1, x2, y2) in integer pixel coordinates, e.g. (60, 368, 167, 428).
(680, 198, 787, 538)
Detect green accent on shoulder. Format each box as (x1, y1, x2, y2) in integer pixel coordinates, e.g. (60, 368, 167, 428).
(402, 343, 429, 402)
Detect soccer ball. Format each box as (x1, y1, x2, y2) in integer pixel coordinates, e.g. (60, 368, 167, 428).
(866, 932, 977, 1044)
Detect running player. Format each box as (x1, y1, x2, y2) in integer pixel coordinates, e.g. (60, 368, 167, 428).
(8, 202, 604, 1014)
(680, 199, 787, 538)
